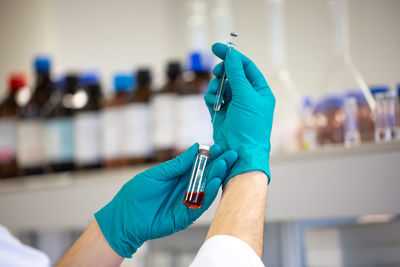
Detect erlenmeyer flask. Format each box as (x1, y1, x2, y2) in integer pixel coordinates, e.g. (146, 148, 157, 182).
(265, 0, 301, 154)
(321, 0, 375, 111)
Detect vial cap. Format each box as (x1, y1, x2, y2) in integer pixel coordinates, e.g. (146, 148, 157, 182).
(188, 52, 209, 73)
(34, 56, 51, 72)
(8, 73, 26, 91)
(166, 61, 182, 79)
(314, 95, 343, 113)
(114, 74, 134, 92)
(370, 85, 389, 97)
(397, 84, 400, 98)
(198, 144, 211, 156)
(137, 69, 151, 85)
(80, 71, 100, 86)
(199, 144, 210, 151)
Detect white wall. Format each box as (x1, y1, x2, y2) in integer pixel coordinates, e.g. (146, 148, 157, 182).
(0, 0, 57, 95)
(0, 0, 399, 97)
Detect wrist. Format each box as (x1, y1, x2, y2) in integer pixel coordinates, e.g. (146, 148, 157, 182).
(225, 171, 268, 190)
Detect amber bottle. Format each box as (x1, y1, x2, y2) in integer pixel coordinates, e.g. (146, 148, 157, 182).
(101, 74, 133, 168)
(124, 69, 153, 165)
(0, 73, 26, 178)
(151, 62, 183, 162)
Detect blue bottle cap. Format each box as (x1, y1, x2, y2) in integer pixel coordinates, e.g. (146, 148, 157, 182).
(324, 95, 344, 110)
(188, 52, 210, 72)
(34, 56, 51, 72)
(397, 84, 400, 98)
(80, 71, 100, 85)
(314, 95, 343, 113)
(370, 85, 389, 97)
(114, 74, 134, 92)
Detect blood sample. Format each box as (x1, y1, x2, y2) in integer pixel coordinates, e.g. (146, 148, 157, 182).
(183, 145, 210, 209)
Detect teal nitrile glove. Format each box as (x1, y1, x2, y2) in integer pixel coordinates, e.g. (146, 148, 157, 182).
(95, 143, 237, 258)
(204, 43, 275, 184)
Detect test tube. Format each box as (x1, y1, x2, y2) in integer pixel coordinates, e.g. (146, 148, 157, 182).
(183, 145, 211, 209)
(213, 32, 238, 112)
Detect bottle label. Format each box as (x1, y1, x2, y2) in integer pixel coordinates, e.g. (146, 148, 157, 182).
(151, 93, 177, 150)
(0, 117, 17, 163)
(17, 119, 45, 167)
(74, 111, 101, 164)
(101, 107, 124, 160)
(123, 103, 152, 157)
(176, 95, 213, 151)
(45, 118, 74, 163)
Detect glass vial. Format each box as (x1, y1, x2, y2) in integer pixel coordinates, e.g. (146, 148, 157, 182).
(386, 90, 400, 140)
(374, 92, 391, 143)
(183, 145, 211, 209)
(343, 97, 361, 147)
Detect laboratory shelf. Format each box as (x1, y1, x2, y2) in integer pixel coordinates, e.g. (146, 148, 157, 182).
(1, 141, 400, 232)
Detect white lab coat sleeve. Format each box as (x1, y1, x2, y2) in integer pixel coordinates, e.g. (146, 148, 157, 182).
(189, 235, 265, 267)
(0, 225, 50, 267)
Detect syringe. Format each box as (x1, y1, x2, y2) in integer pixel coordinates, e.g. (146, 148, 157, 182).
(213, 32, 238, 116)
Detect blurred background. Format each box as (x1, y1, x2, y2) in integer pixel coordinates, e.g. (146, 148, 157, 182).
(0, 0, 399, 266)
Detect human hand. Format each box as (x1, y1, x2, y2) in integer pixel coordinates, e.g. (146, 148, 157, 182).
(95, 143, 237, 258)
(204, 43, 275, 183)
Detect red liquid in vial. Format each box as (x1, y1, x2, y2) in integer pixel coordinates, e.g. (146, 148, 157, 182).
(183, 192, 205, 209)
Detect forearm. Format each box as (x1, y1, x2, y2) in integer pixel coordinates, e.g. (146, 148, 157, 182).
(206, 171, 268, 257)
(56, 220, 123, 267)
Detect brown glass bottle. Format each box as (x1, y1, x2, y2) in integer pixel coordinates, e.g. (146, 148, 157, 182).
(101, 75, 133, 168)
(151, 62, 183, 162)
(345, 90, 374, 143)
(74, 73, 103, 170)
(45, 74, 78, 173)
(176, 53, 211, 155)
(124, 69, 153, 165)
(17, 57, 55, 176)
(0, 74, 26, 178)
(315, 96, 345, 146)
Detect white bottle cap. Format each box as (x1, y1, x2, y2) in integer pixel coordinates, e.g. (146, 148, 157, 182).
(199, 144, 210, 151)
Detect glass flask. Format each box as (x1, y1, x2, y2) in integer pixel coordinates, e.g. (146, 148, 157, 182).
(321, 0, 375, 111)
(264, 0, 301, 154)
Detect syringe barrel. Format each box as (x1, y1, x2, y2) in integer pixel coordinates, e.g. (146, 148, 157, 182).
(213, 44, 235, 112)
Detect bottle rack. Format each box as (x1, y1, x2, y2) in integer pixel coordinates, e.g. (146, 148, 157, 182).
(1, 141, 399, 231)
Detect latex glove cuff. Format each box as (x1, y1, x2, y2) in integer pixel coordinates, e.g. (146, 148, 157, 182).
(225, 145, 271, 185)
(95, 198, 142, 258)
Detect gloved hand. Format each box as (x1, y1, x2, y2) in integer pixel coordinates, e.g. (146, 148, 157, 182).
(95, 143, 237, 258)
(204, 43, 275, 183)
